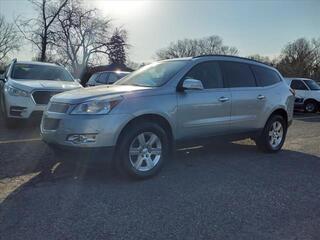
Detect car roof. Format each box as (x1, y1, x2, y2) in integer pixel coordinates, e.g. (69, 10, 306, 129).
(285, 77, 313, 81)
(162, 55, 275, 70)
(15, 61, 59, 67)
(94, 70, 130, 74)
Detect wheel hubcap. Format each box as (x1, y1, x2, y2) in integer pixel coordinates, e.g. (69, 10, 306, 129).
(306, 103, 315, 112)
(268, 121, 283, 148)
(129, 132, 162, 172)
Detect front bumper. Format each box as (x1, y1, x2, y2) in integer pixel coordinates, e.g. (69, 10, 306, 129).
(293, 97, 305, 110)
(41, 111, 132, 148)
(47, 142, 115, 163)
(4, 93, 46, 119)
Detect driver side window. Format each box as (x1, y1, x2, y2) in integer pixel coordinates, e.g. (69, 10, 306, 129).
(184, 61, 223, 89)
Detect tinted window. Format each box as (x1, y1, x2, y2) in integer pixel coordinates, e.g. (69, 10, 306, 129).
(290, 80, 308, 90)
(184, 61, 223, 89)
(87, 73, 99, 84)
(108, 73, 119, 84)
(251, 65, 281, 87)
(97, 72, 109, 84)
(303, 80, 320, 90)
(220, 61, 256, 88)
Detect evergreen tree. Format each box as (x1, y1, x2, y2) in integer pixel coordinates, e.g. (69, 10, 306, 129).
(108, 29, 128, 64)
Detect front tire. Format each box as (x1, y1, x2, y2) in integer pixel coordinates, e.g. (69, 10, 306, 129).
(116, 122, 170, 179)
(255, 115, 287, 153)
(304, 100, 318, 113)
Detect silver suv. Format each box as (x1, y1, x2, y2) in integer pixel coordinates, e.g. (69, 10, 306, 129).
(41, 55, 295, 179)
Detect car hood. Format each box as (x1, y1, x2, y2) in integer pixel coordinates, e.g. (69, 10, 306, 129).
(9, 80, 82, 92)
(51, 85, 152, 104)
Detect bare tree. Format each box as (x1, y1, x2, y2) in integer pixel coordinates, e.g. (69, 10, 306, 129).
(277, 38, 320, 79)
(52, 1, 113, 77)
(0, 15, 20, 63)
(16, 0, 68, 62)
(156, 35, 238, 60)
(247, 54, 276, 66)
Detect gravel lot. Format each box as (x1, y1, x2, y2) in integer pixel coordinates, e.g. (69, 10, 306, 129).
(1, 113, 320, 240)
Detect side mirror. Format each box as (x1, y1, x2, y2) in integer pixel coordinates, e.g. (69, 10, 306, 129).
(75, 79, 81, 83)
(182, 78, 204, 90)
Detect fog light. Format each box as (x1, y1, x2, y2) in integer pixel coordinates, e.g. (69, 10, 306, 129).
(67, 134, 97, 144)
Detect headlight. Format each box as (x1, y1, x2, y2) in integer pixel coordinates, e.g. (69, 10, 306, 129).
(70, 97, 122, 115)
(4, 85, 30, 97)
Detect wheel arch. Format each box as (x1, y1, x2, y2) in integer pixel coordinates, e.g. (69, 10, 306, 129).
(267, 108, 288, 127)
(115, 113, 174, 147)
(304, 98, 319, 104)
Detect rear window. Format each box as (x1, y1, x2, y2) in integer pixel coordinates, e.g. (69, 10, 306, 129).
(220, 61, 256, 88)
(251, 65, 281, 87)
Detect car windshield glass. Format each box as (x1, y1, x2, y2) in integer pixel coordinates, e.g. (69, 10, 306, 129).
(11, 63, 74, 81)
(115, 61, 187, 87)
(304, 80, 320, 90)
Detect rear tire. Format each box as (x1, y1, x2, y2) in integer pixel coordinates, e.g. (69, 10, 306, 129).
(115, 122, 170, 179)
(304, 100, 318, 113)
(255, 114, 287, 153)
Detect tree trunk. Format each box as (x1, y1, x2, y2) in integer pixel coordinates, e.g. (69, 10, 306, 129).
(40, 38, 47, 62)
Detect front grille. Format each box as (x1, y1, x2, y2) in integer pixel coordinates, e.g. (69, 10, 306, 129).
(43, 118, 60, 130)
(32, 91, 62, 105)
(48, 102, 69, 113)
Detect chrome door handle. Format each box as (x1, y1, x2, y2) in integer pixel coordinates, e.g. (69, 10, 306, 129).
(257, 95, 265, 100)
(219, 97, 229, 102)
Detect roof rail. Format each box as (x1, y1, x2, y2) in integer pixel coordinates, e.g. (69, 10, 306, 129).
(192, 54, 270, 66)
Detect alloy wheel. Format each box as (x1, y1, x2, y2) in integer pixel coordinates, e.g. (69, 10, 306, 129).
(268, 121, 283, 148)
(129, 132, 162, 172)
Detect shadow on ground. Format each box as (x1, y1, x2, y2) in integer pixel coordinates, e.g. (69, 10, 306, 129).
(1, 141, 320, 240)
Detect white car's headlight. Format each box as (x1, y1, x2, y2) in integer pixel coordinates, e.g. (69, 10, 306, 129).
(4, 85, 30, 97)
(70, 97, 122, 115)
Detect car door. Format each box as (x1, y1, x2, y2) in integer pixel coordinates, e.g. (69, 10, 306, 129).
(220, 61, 264, 133)
(290, 79, 308, 99)
(177, 61, 232, 140)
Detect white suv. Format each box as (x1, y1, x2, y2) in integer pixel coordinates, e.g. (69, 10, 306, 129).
(0, 60, 82, 127)
(285, 78, 320, 113)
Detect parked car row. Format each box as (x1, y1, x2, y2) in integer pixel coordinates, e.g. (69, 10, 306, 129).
(0, 60, 129, 128)
(1, 55, 316, 179)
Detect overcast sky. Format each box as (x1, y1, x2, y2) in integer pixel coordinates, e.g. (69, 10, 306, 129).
(0, 0, 319, 63)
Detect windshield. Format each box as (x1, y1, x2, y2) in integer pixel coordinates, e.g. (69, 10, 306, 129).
(304, 80, 320, 90)
(11, 63, 74, 81)
(115, 61, 187, 87)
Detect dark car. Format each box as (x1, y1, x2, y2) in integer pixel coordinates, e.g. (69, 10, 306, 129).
(86, 71, 130, 87)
